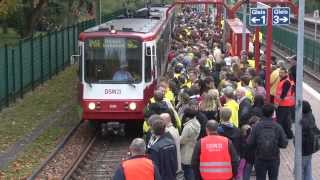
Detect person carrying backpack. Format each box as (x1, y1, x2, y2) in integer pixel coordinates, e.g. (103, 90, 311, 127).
(247, 104, 288, 180)
(301, 100, 320, 180)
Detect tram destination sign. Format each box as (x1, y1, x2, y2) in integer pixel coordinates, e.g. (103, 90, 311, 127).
(249, 8, 267, 26)
(272, 7, 290, 25)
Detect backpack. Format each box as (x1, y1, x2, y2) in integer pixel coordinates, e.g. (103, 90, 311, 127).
(256, 123, 279, 160)
(311, 126, 320, 153)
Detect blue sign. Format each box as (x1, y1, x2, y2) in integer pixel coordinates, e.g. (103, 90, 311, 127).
(249, 8, 268, 26)
(272, 7, 290, 25)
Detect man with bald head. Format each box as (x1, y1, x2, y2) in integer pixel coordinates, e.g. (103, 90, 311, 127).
(160, 112, 183, 177)
(236, 87, 253, 127)
(191, 120, 239, 180)
(113, 138, 161, 180)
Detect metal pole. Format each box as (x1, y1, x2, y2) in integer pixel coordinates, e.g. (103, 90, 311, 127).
(294, 0, 305, 179)
(265, 7, 273, 103)
(242, 3, 247, 54)
(223, 6, 227, 44)
(254, 27, 260, 73)
(315, 23, 317, 40)
(99, 0, 102, 24)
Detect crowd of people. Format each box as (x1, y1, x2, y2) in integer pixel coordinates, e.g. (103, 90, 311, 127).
(113, 6, 320, 180)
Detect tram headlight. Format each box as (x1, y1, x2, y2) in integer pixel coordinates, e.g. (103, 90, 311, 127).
(129, 102, 137, 111)
(88, 102, 96, 110)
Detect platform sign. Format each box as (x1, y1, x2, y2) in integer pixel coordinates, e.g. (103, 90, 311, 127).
(249, 8, 267, 26)
(272, 7, 290, 25)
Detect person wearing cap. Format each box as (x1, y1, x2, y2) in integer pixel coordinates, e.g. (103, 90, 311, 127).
(113, 138, 162, 180)
(112, 63, 134, 81)
(223, 86, 240, 128)
(191, 120, 239, 180)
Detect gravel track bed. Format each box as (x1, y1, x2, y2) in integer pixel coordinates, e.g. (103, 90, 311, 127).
(70, 136, 132, 180)
(34, 121, 94, 179)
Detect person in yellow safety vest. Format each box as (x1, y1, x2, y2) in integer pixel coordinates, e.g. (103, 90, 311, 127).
(220, 19, 224, 30)
(223, 86, 239, 128)
(144, 89, 181, 133)
(237, 75, 254, 104)
(270, 60, 285, 103)
(204, 54, 214, 70)
(174, 63, 184, 80)
(252, 31, 263, 43)
(247, 52, 255, 68)
(185, 71, 198, 88)
(159, 77, 176, 105)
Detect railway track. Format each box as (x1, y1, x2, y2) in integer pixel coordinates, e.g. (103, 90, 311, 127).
(28, 121, 84, 180)
(282, 24, 320, 40)
(271, 44, 320, 89)
(62, 135, 131, 180)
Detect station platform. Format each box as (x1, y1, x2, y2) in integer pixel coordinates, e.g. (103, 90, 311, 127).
(277, 83, 320, 179)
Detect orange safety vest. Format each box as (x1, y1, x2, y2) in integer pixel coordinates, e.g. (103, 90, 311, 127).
(200, 135, 233, 180)
(122, 157, 155, 180)
(274, 77, 295, 107)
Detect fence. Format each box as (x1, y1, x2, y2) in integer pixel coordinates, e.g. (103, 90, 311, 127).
(0, 10, 124, 110)
(236, 12, 320, 73)
(259, 27, 320, 72)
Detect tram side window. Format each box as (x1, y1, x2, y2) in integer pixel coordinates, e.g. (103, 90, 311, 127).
(156, 40, 163, 75)
(145, 54, 152, 82)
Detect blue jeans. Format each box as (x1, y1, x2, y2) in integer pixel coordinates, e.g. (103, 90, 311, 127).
(302, 155, 313, 180)
(182, 164, 195, 180)
(243, 163, 254, 180)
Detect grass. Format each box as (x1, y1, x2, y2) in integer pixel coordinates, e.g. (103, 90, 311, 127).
(0, 66, 78, 153)
(0, 104, 81, 179)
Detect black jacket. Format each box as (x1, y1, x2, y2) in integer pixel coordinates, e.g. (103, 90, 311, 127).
(301, 112, 318, 156)
(113, 155, 162, 180)
(147, 135, 178, 180)
(251, 105, 263, 118)
(247, 117, 288, 160)
(191, 136, 239, 180)
(239, 135, 255, 164)
(239, 97, 253, 127)
(217, 123, 241, 154)
(289, 65, 296, 82)
(196, 112, 209, 139)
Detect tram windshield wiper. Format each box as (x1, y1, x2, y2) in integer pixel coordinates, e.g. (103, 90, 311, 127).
(128, 79, 136, 88)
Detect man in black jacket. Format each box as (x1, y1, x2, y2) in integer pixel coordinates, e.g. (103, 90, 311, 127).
(247, 104, 288, 180)
(147, 118, 178, 180)
(236, 87, 253, 127)
(301, 100, 319, 180)
(217, 107, 241, 154)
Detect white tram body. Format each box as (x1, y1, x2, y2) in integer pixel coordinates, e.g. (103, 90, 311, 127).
(78, 5, 175, 122)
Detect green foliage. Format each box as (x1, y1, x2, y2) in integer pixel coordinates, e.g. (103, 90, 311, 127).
(0, 0, 17, 19)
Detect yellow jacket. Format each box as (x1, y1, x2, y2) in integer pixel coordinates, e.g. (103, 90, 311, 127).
(270, 68, 280, 96)
(237, 82, 254, 103)
(143, 99, 181, 133)
(253, 32, 263, 43)
(224, 99, 239, 128)
(248, 59, 255, 68)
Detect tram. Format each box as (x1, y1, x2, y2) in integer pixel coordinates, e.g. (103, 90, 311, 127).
(77, 4, 175, 133)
